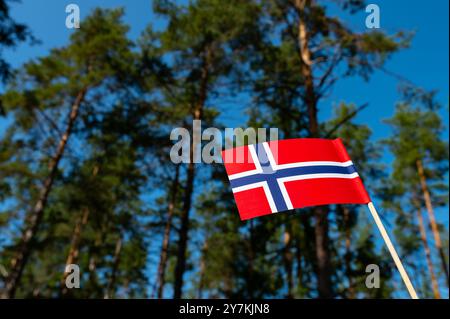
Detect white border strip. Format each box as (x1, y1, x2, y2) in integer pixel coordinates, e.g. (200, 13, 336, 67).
(228, 143, 354, 181)
(276, 172, 360, 210)
(231, 181, 277, 213)
(232, 181, 267, 193)
(277, 172, 360, 184)
(233, 172, 360, 194)
(231, 173, 360, 213)
(262, 142, 278, 168)
(228, 144, 262, 180)
(277, 180, 293, 210)
(276, 160, 353, 170)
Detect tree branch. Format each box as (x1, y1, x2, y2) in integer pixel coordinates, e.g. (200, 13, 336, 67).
(324, 102, 369, 138)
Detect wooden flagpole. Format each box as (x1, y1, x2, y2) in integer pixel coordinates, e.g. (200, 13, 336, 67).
(367, 202, 419, 299)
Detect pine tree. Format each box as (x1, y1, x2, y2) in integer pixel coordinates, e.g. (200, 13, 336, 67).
(0, 8, 135, 298)
(325, 103, 393, 298)
(383, 85, 449, 297)
(244, 0, 408, 297)
(0, 0, 33, 84)
(150, 0, 261, 298)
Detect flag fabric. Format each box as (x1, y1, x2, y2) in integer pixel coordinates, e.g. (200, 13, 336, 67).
(221, 138, 371, 220)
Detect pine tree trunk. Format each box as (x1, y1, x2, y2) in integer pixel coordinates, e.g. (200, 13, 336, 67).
(313, 207, 332, 298)
(173, 48, 210, 299)
(156, 165, 180, 298)
(87, 229, 103, 297)
(295, 0, 332, 298)
(414, 203, 440, 299)
(61, 207, 90, 296)
(173, 161, 194, 299)
(104, 235, 123, 299)
(61, 164, 97, 297)
(197, 240, 208, 298)
(224, 276, 233, 298)
(296, 0, 317, 135)
(295, 230, 303, 295)
(283, 226, 294, 298)
(88, 254, 97, 290)
(2, 88, 87, 299)
(342, 206, 355, 299)
(416, 159, 449, 287)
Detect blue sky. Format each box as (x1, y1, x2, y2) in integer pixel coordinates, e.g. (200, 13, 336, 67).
(0, 0, 448, 298)
(2, 0, 449, 131)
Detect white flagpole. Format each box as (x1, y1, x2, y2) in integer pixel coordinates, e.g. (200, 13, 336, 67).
(367, 202, 419, 299)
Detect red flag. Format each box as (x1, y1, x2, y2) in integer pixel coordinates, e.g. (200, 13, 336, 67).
(221, 138, 370, 220)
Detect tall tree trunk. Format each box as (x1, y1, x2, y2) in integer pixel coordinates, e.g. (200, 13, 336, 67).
(313, 207, 332, 298)
(224, 275, 233, 298)
(2, 88, 87, 299)
(86, 228, 103, 297)
(61, 207, 90, 296)
(197, 240, 208, 298)
(61, 165, 98, 297)
(342, 206, 355, 299)
(295, 0, 332, 298)
(156, 165, 180, 298)
(173, 49, 210, 299)
(416, 159, 449, 287)
(295, 228, 303, 296)
(173, 161, 195, 299)
(413, 201, 440, 299)
(296, 0, 317, 135)
(283, 225, 294, 298)
(104, 235, 123, 299)
(87, 254, 98, 294)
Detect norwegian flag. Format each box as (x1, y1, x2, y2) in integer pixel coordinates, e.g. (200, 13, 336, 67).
(221, 138, 371, 220)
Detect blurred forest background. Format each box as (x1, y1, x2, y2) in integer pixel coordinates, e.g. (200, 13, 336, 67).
(0, 0, 448, 299)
